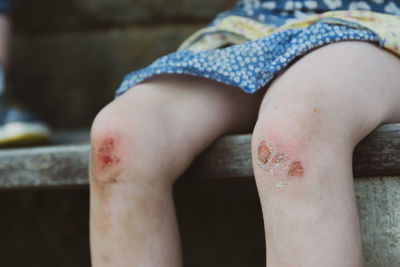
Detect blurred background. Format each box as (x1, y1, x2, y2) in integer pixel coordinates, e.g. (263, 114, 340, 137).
(9, 0, 236, 128)
(1, 0, 267, 266)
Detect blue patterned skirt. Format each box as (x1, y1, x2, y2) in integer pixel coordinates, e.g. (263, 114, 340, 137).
(116, 0, 400, 95)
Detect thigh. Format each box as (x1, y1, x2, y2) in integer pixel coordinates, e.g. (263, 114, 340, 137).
(92, 74, 264, 179)
(257, 41, 400, 144)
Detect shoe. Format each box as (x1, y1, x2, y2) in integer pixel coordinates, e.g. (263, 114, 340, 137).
(0, 100, 51, 147)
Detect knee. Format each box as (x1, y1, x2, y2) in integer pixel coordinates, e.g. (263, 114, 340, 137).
(251, 114, 308, 189)
(253, 89, 355, 153)
(251, 99, 352, 190)
(89, 94, 172, 188)
(90, 103, 123, 170)
(89, 101, 135, 186)
(253, 100, 343, 154)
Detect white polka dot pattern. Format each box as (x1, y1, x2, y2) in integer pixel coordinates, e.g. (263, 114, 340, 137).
(116, 22, 378, 96)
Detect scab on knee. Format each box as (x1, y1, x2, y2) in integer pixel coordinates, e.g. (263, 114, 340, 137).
(91, 135, 123, 186)
(98, 137, 120, 170)
(257, 140, 272, 164)
(285, 161, 304, 177)
(256, 139, 304, 188)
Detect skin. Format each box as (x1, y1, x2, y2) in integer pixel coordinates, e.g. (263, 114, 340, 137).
(252, 41, 400, 266)
(90, 41, 400, 266)
(97, 137, 120, 170)
(90, 75, 264, 266)
(256, 139, 304, 182)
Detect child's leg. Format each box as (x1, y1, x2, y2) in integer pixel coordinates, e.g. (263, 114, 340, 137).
(252, 41, 400, 266)
(90, 74, 263, 267)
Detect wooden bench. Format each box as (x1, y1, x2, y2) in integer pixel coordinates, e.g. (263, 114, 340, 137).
(0, 124, 399, 266)
(1, 123, 399, 188)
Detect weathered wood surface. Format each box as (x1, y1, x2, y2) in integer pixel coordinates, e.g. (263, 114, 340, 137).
(0, 130, 90, 189)
(353, 123, 400, 177)
(186, 123, 400, 179)
(0, 124, 399, 189)
(0, 145, 90, 189)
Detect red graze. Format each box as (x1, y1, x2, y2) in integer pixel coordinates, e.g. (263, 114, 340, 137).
(98, 137, 120, 169)
(258, 140, 272, 164)
(287, 161, 304, 177)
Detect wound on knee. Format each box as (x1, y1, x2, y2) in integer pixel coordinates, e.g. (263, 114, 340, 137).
(286, 161, 304, 177)
(98, 137, 120, 170)
(257, 139, 304, 187)
(257, 140, 287, 174)
(258, 140, 272, 164)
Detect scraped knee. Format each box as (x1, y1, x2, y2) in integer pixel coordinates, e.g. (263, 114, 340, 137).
(90, 105, 127, 186)
(253, 132, 307, 189)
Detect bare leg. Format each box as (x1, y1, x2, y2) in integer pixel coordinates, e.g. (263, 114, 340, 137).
(252, 42, 400, 266)
(90, 75, 264, 266)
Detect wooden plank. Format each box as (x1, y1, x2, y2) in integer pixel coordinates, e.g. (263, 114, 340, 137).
(0, 145, 90, 189)
(353, 124, 400, 177)
(184, 134, 253, 179)
(0, 124, 399, 189)
(187, 123, 400, 179)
